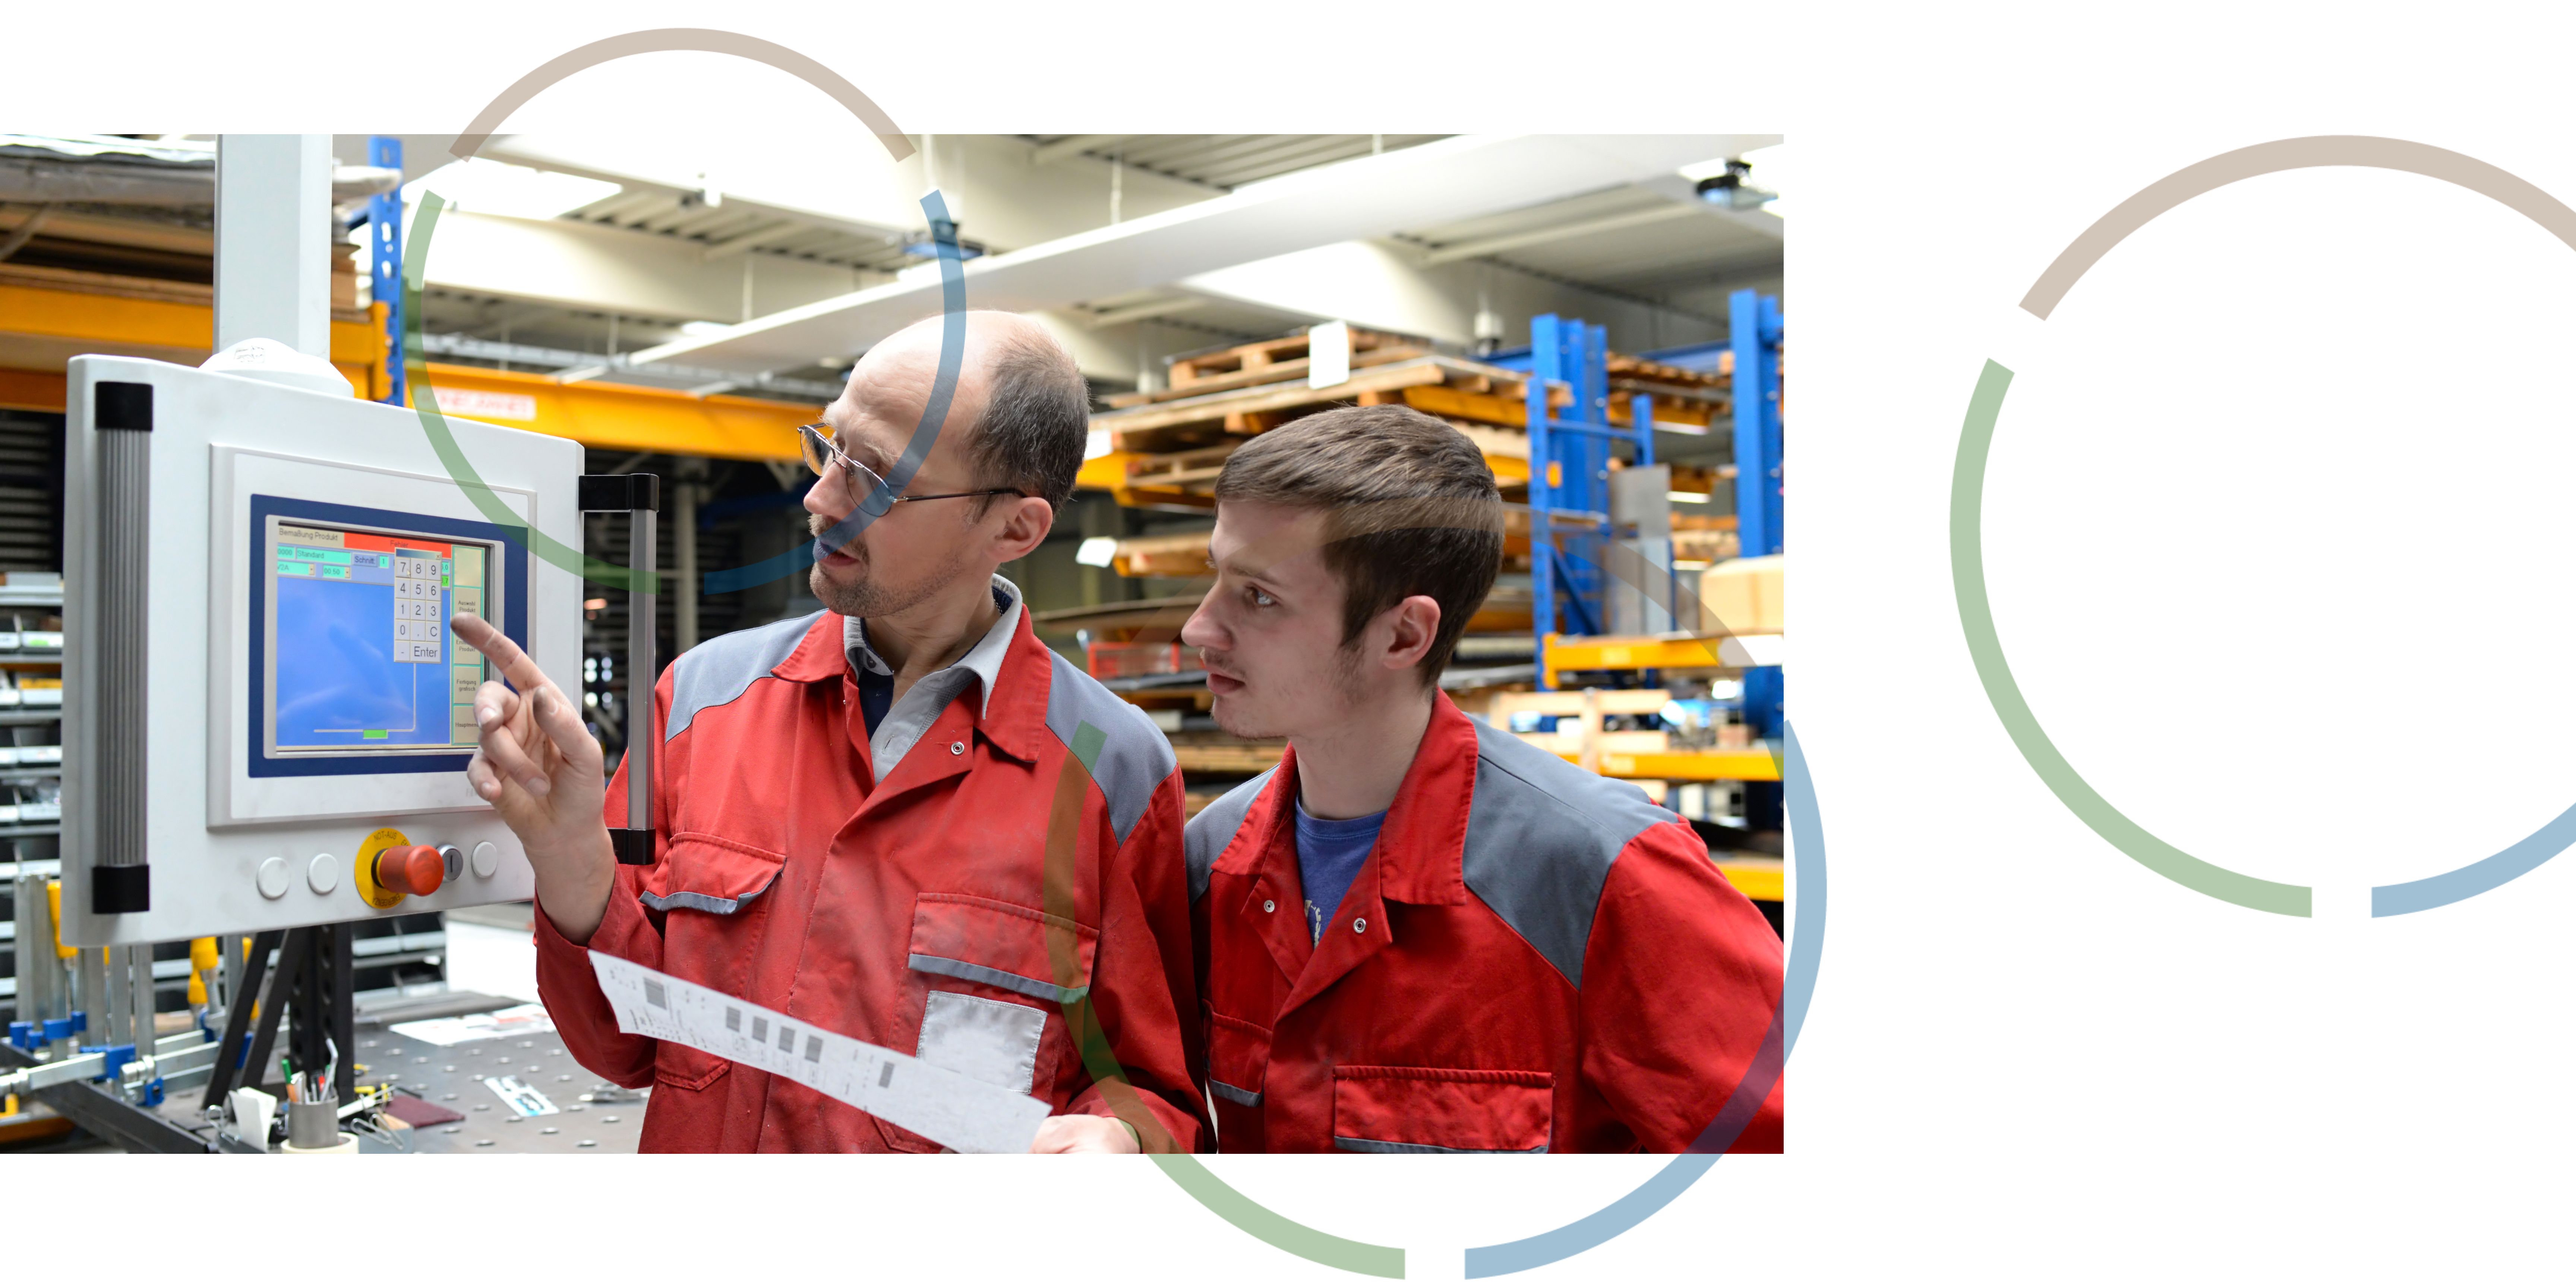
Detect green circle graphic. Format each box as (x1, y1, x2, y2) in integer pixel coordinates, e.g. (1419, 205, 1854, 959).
(1956, 135, 2576, 918)
(1950, 360, 2310, 916)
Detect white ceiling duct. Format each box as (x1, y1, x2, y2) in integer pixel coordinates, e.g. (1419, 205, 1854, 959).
(627, 134, 1778, 375)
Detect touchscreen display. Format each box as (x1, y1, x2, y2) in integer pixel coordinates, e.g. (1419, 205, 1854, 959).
(265, 518, 496, 754)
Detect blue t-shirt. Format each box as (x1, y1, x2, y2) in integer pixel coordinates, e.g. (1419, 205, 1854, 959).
(1294, 800, 1387, 945)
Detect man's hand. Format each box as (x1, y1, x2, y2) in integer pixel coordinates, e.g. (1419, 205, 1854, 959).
(451, 612, 616, 943)
(1028, 1114, 1142, 1153)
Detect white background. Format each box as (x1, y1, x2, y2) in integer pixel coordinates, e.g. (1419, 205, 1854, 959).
(17, 2, 2576, 1282)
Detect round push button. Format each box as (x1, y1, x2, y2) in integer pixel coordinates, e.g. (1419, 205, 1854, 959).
(307, 854, 339, 895)
(441, 845, 465, 884)
(375, 845, 444, 897)
(470, 841, 498, 879)
(256, 856, 290, 899)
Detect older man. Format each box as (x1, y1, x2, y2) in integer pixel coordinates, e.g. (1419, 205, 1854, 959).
(453, 311, 1203, 1153)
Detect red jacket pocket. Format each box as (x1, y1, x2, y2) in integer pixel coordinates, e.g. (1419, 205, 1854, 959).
(640, 835, 785, 1093)
(876, 893, 1098, 1153)
(1331, 1066, 1554, 1154)
(1206, 1010, 1271, 1153)
(904, 892, 1096, 1004)
(640, 833, 786, 915)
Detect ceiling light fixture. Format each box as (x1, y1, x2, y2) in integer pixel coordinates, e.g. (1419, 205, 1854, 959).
(1692, 159, 1777, 212)
(401, 158, 621, 221)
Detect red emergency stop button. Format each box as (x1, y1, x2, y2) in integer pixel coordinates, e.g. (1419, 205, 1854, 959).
(375, 845, 444, 897)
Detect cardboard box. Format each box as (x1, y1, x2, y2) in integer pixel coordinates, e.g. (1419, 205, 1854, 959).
(1696, 555, 1784, 636)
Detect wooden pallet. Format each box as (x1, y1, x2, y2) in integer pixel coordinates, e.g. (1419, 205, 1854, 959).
(1607, 351, 1729, 388)
(1164, 327, 1420, 389)
(1100, 512, 1546, 582)
(1120, 443, 1240, 491)
(1664, 463, 1731, 497)
(1105, 341, 1434, 408)
(1675, 527, 1742, 564)
(1170, 739, 1288, 775)
(1096, 356, 1567, 455)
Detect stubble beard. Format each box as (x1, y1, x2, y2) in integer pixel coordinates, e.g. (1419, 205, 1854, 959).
(1207, 640, 1371, 742)
(808, 521, 968, 620)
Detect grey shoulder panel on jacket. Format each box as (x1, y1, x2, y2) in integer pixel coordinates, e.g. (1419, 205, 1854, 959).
(1459, 714, 1682, 989)
(1043, 650, 1178, 847)
(666, 610, 828, 740)
(1184, 767, 1277, 905)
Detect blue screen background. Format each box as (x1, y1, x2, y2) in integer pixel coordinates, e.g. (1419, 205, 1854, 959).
(272, 548, 454, 748)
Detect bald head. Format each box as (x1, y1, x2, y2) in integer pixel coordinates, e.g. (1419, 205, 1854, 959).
(848, 310, 1090, 515)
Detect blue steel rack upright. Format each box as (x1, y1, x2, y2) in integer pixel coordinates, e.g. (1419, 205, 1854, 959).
(1518, 313, 1658, 686)
(360, 135, 407, 407)
(1729, 287, 1784, 739)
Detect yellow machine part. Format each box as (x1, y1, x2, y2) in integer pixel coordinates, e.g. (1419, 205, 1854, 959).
(186, 936, 220, 1006)
(46, 880, 69, 959)
(351, 827, 411, 910)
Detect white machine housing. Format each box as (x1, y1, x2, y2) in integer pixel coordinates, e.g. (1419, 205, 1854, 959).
(59, 354, 583, 946)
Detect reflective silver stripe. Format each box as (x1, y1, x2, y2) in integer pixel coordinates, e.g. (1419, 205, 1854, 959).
(1459, 716, 1678, 988)
(637, 870, 780, 916)
(917, 990, 1045, 1095)
(1333, 1135, 1548, 1155)
(666, 610, 827, 739)
(1208, 1078, 1263, 1107)
(907, 952, 1088, 1006)
(1044, 650, 1178, 847)
(1184, 767, 1276, 905)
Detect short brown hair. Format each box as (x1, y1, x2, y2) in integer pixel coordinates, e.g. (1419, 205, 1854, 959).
(1214, 405, 1503, 684)
(966, 328, 1090, 518)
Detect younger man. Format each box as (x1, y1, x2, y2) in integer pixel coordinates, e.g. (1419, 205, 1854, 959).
(1179, 405, 1784, 1153)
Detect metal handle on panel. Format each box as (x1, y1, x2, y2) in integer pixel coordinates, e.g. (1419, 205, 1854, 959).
(579, 474, 658, 866)
(91, 382, 152, 914)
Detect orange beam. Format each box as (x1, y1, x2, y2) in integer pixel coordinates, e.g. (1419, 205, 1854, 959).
(0, 278, 813, 463)
(0, 279, 383, 402)
(411, 363, 811, 462)
(0, 368, 66, 413)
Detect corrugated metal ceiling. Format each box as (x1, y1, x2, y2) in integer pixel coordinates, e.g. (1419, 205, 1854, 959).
(1020, 134, 1450, 189)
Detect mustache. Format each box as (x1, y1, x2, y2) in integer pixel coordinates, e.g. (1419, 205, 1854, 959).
(809, 514, 865, 551)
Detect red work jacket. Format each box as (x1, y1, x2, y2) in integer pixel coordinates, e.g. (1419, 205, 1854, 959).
(533, 607, 1207, 1152)
(1186, 693, 1784, 1153)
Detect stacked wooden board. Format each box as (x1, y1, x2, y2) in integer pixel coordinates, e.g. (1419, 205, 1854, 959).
(1088, 325, 1734, 513)
(1066, 324, 1761, 832)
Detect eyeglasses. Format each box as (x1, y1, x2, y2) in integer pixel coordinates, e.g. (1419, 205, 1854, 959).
(797, 423, 1027, 506)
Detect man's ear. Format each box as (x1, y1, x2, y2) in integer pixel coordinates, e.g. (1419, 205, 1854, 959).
(992, 495, 1055, 562)
(1379, 594, 1443, 673)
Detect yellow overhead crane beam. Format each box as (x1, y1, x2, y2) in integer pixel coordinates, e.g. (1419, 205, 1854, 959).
(0, 271, 815, 461)
(412, 364, 808, 462)
(0, 271, 383, 406)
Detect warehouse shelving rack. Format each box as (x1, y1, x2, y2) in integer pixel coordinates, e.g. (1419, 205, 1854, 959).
(0, 579, 73, 1031)
(1519, 312, 1664, 660)
(1510, 290, 1786, 838)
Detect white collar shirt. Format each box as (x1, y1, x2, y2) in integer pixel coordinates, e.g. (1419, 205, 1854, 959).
(842, 573, 1024, 777)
